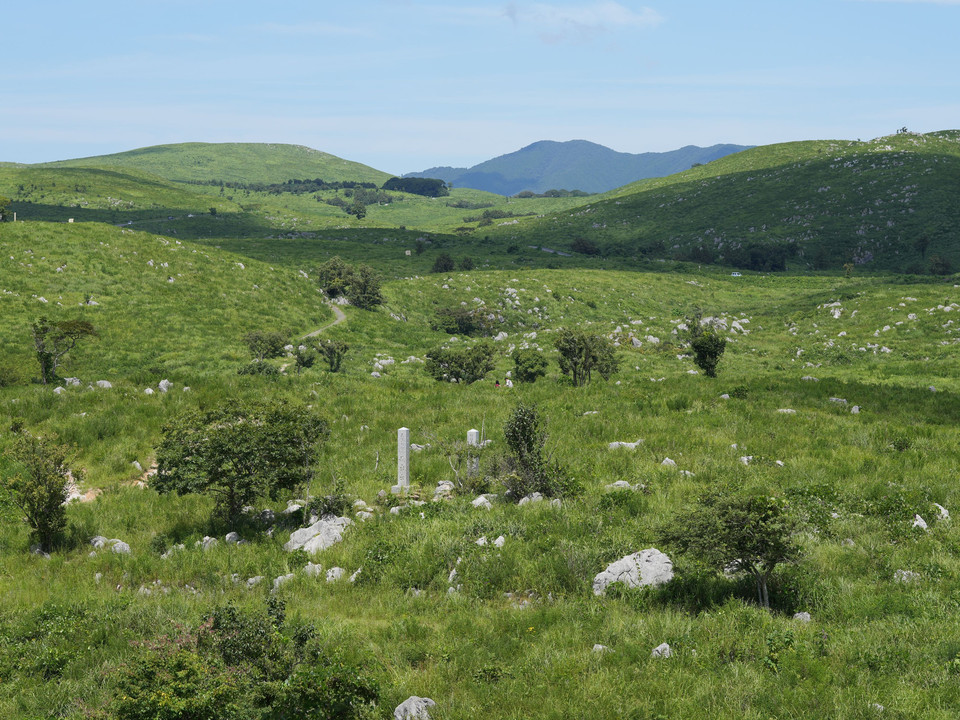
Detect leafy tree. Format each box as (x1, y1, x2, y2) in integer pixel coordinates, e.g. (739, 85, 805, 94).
(382, 177, 449, 197)
(460, 256, 475, 271)
(415, 240, 425, 255)
(2, 431, 72, 552)
(554, 328, 619, 386)
(344, 264, 383, 309)
(155, 401, 328, 524)
(349, 200, 366, 220)
(512, 348, 548, 383)
(425, 341, 495, 384)
(914, 233, 930, 259)
(209, 207, 217, 216)
(0, 195, 9, 221)
(660, 490, 801, 609)
(431, 306, 493, 337)
(31, 316, 97, 385)
(431, 252, 455, 274)
(293, 346, 315, 375)
(243, 330, 287, 362)
(316, 338, 349, 372)
(315, 257, 382, 309)
(316, 256, 353, 298)
(503, 401, 546, 479)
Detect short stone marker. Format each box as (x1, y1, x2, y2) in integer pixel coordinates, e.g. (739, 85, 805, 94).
(467, 428, 480, 476)
(392, 427, 410, 494)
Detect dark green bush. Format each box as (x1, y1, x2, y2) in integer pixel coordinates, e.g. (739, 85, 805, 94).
(512, 348, 548, 383)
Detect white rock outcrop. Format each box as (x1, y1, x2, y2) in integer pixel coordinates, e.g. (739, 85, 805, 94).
(592, 548, 673, 596)
(284, 515, 352, 554)
(394, 696, 436, 720)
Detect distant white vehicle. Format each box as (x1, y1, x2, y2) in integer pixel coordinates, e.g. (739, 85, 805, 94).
(731, 272, 742, 277)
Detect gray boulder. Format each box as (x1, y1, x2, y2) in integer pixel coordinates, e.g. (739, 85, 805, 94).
(593, 548, 673, 596)
(651, 642, 672, 658)
(394, 696, 436, 720)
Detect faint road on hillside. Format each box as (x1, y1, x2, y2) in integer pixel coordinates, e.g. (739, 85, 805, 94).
(303, 303, 346, 339)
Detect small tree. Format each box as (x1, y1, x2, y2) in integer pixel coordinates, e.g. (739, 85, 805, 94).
(512, 348, 547, 383)
(293, 347, 315, 376)
(689, 330, 726, 377)
(155, 401, 328, 524)
(661, 490, 801, 609)
(554, 328, 619, 386)
(425, 341, 495, 384)
(460, 256, 475, 271)
(344, 264, 383, 309)
(431, 307, 493, 337)
(31, 316, 97, 385)
(431, 252, 455, 274)
(316, 256, 353, 298)
(3, 431, 73, 551)
(243, 330, 286, 362)
(0, 195, 9, 221)
(349, 200, 367, 220)
(316, 339, 349, 372)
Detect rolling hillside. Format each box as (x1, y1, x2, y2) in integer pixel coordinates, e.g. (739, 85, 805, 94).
(405, 139, 751, 194)
(493, 131, 960, 273)
(39, 142, 393, 186)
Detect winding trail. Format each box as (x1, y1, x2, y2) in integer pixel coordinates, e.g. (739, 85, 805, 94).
(302, 303, 346, 339)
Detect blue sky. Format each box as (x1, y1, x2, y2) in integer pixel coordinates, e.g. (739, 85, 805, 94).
(3, 0, 959, 174)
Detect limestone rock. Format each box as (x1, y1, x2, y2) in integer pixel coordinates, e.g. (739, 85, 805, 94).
(793, 612, 812, 623)
(284, 515, 352, 554)
(246, 576, 264, 588)
(394, 696, 436, 720)
(894, 569, 920, 584)
(935, 503, 950, 521)
(96, 380, 112, 389)
(608, 439, 642, 450)
(519, 492, 544, 505)
(912, 514, 928, 531)
(651, 642, 672, 658)
(472, 496, 492, 510)
(593, 548, 673, 596)
(326, 567, 345, 582)
(111, 540, 131, 555)
(592, 643, 610, 653)
(304, 562, 323, 577)
(273, 573, 294, 590)
(225, 532, 241, 544)
(660, 457, 677, 467)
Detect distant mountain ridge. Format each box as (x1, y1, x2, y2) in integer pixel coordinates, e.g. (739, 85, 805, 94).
(404, 139, 752, 195)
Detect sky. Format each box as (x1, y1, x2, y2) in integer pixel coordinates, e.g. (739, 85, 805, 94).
(3, 0, 959, 175)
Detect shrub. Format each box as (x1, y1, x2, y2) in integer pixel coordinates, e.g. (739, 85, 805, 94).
(270, 653, 380, 720)
(155, 400, 328, 524)
(431, 252, 455, 273)
(497, 402, 577, 499)
(238, 361, 280, 376)
(431, 307, 493, 336)
(512, 348, 548, 383)
(554, 328, 619, 386)
(690, 331, 726, 377)
(316, 339, 349, 372)
(424, 341, 495, 384)
(661, 489, 801, 609)
(2, 431, 72, 551)
(243, 330, 287, 362)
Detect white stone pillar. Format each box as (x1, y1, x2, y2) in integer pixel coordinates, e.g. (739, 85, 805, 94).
(467, 429, 480, 477)
(392, 427, 410, 493)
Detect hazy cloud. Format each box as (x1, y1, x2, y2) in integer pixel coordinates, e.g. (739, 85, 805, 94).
(505, 1, 664, 43)
(259, 21, 373, 37)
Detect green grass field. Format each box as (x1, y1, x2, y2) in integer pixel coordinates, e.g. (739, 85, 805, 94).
(3, 216, 960, 717)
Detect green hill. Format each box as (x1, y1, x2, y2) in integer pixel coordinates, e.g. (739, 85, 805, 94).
(40, 142, 393, 186)
(492, 130, 960, 273)
(406, 139, 750, 195)
(4, 219, 960, 717)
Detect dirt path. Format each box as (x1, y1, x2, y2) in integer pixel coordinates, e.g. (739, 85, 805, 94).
(302, 303, 346, 339)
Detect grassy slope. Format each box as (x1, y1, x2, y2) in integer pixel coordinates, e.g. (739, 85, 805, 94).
(2, 222, 960, 717)
(492, 130, 960, 271)
(39, 142, 394, 185)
